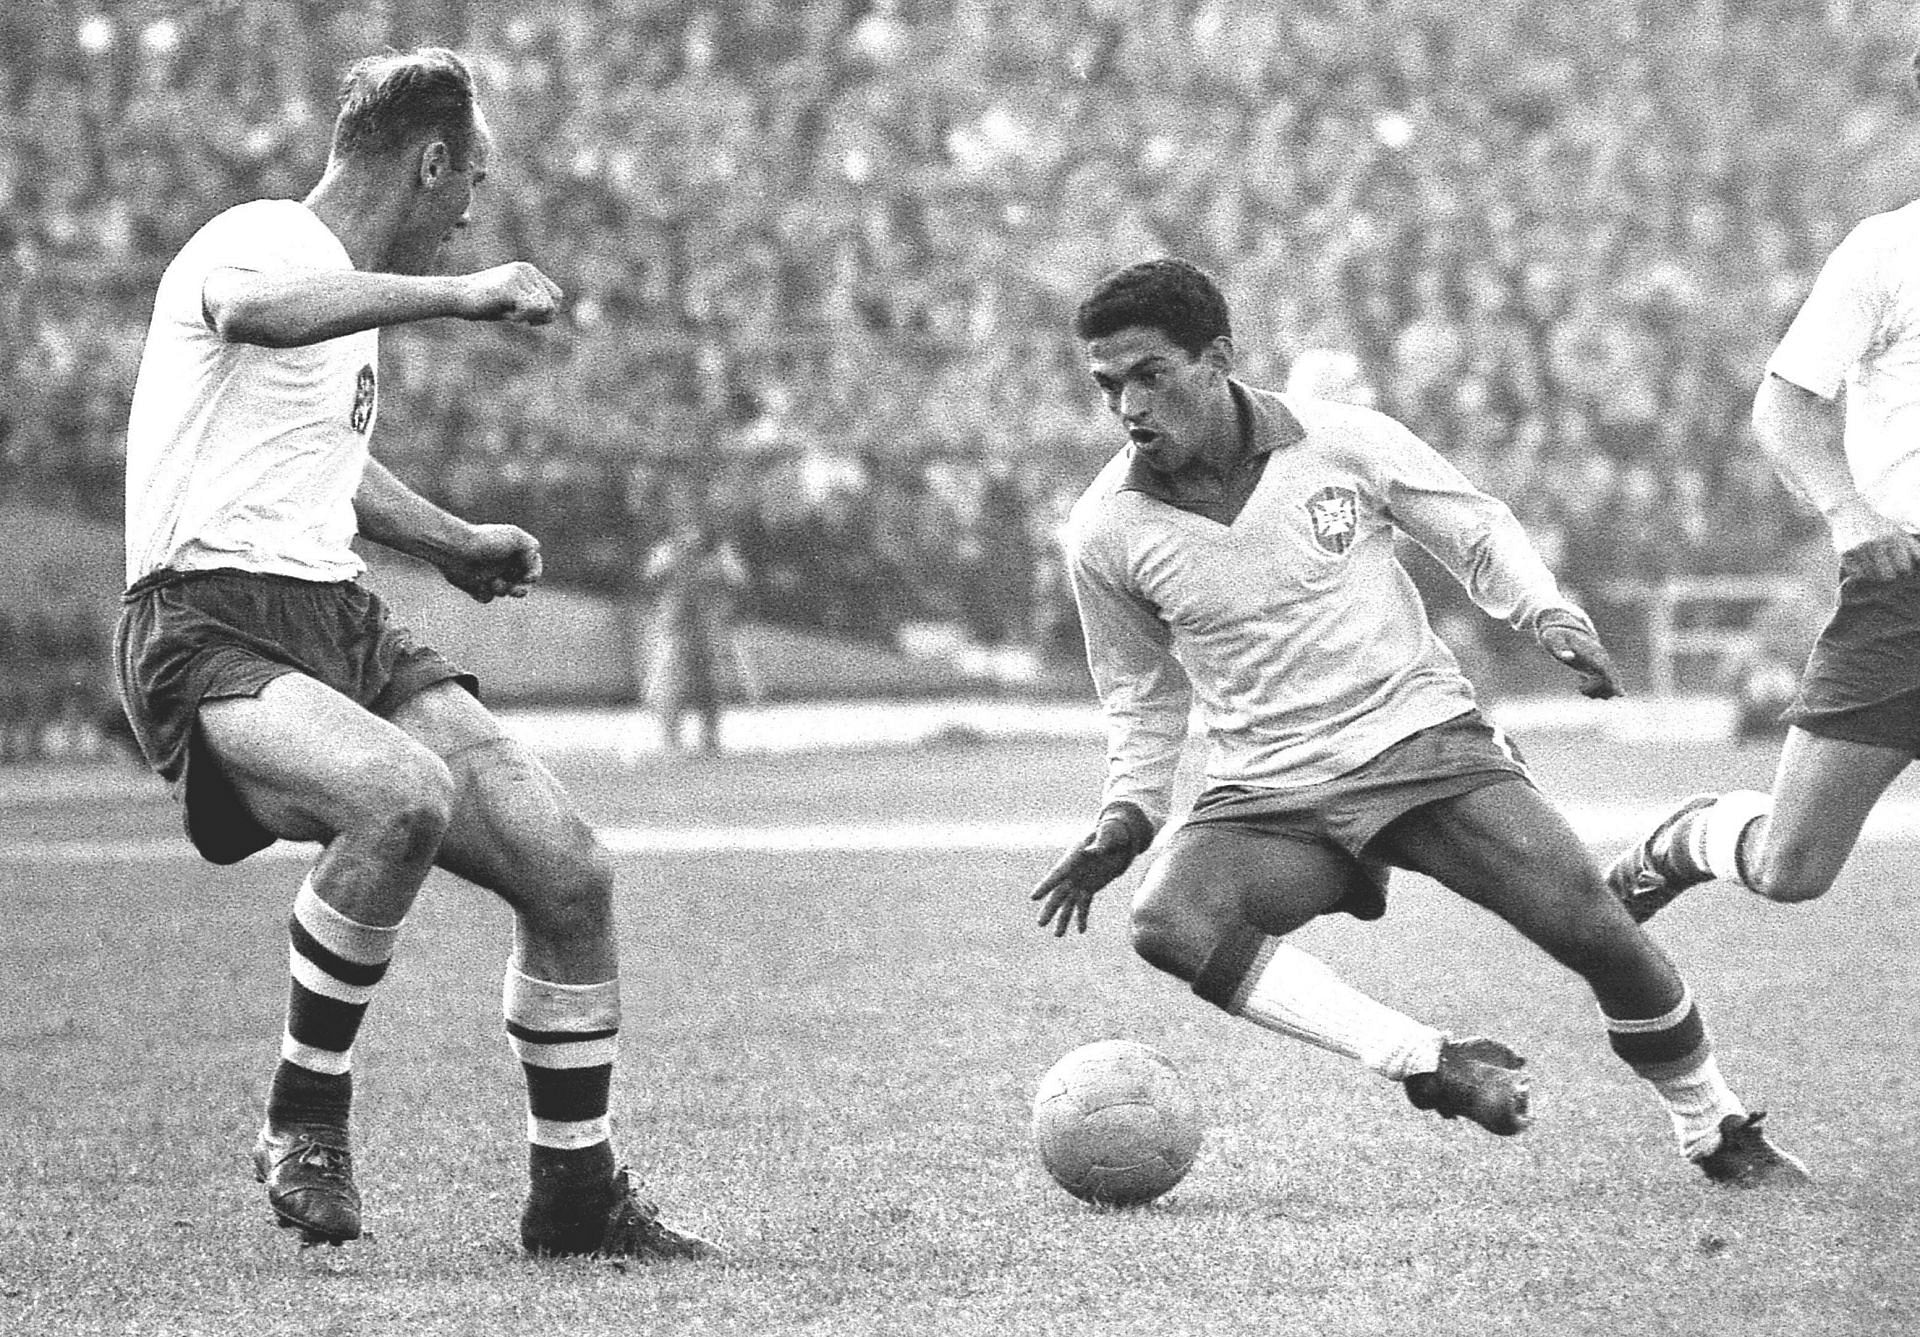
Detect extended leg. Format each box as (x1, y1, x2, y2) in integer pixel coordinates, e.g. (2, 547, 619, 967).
(389, 683, 717, 1260)
(1130, 822, 1530, 1135)
(1376, 780, 1807, 1183)
(1606, 726, 1908, 919)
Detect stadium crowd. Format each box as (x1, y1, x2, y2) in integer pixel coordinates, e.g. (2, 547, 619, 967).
(5, 0, 1920, 753)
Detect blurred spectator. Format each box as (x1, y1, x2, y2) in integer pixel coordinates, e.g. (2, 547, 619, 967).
(1284, 347, 1378, 408)
(4, 0, 1917, 723)
(0, 603, 121, 761)
(638, 489, 753, 754)
(1721, 543, 1840, 746)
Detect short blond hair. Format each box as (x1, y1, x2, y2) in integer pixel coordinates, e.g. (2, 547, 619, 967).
(330, 47, 480, 168)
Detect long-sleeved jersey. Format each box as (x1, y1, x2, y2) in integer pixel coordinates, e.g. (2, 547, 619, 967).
(1062, 381, 1579, 828)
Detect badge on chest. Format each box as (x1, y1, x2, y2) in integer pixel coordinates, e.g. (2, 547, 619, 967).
(1305, 486, 1360, 555)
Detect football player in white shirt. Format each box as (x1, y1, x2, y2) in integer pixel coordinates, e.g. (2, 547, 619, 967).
(1610, 152, 1920, 924)
(114, 48, 714, 1261)
(1032, 259, 1806, 1186)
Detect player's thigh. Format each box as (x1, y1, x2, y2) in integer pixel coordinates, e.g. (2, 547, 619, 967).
(1759, 725, 1909, 893)
(197, 671, 452, 844)
(1132, 822, 1358, 973)
(1373, 779, 1613, 952)
(385, 682, 610, 907)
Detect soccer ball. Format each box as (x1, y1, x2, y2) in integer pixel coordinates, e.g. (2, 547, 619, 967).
(1031, 1039, 1203, 1207)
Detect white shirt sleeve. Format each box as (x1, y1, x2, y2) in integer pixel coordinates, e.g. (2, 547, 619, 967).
(1063, 518, 1191, 829)
(162, 205, 307, 327)
(1377, 419, 1575, 631)
(1767, 218, 1890, 400)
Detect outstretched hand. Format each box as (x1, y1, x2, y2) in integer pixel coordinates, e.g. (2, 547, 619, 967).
(1030, 803, 1152, 937)
(1538, 619, 1623, 700)
(442, 524, 543, 603)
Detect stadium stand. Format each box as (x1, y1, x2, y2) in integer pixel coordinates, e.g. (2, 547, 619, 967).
(5, 1, 1918, 754)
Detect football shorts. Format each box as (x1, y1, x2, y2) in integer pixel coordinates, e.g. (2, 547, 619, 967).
(1167, 709, 1532, 921)
(114, 568, 476, 865)
(1783, 565, 1920, 751)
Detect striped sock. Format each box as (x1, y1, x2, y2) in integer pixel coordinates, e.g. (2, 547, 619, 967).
(1195, 934, 1445, 1081)
(266, 878, 403, 1131)
(1603, 987, 1745, 1157)
(504, 966, 621, 1213)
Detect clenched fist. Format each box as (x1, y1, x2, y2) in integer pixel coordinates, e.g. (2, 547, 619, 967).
(461, 262, 563, 326)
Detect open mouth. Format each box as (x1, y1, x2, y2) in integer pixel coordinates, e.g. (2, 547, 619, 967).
(1128, 427, 1159, 446)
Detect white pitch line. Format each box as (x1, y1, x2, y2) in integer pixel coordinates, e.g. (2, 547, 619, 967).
(7, 803, 1920, 866)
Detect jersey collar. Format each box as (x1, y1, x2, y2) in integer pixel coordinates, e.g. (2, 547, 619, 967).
(1120, 380, 1308, 504)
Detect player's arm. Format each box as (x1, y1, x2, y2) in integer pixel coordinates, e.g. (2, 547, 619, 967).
(1385, 424, 1622, 698)
(203, 262, 562, 348)
(1753, 373, 1920, 580)
(1031, 537, 1188, 935)
(1758, 215, 1920, 579)
(355, 458, 542, 603)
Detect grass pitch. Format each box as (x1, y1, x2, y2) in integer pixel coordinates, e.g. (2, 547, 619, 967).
(1, 730, 1915, 1336)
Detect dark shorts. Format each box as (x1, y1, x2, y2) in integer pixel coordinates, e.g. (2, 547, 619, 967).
(1169, 710, 1532, 922)
(114, 568, 476, 865)
(1782, 568, 1920, 751)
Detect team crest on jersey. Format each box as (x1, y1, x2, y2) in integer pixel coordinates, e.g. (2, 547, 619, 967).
(350, 364, 376, 434)
(1305, 486, 1359, 554)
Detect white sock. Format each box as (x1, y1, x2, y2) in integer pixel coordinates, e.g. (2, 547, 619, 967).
(1605, 987, 1747, 1157)
(1231, 939, 1445, 1082)
(1699, 791, 1771, 884)
(1653, 1054, 1747, 1159)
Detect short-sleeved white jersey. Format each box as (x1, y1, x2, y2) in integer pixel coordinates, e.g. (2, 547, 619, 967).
(124, 199, 378, 586)
(1766, 199, 1920, 531)
(1063, 384, 1575, 826)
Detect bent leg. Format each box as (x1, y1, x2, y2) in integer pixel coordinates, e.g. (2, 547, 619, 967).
(1617, 727, 1907, 908)
(1134, 823, 1448, 1083)
(1746, 726, 1908, 902)
(199, 672, 455, 926)
(199, 673, 455, 1226)
(385, 683, 634, 1241)
(1375, 781, 1747, 1157)
(387, 682, 616, 983)
(1129, 821, 1357, 979)
(1372, 779, 1682, 1018)
(202, 672, 452, 1089)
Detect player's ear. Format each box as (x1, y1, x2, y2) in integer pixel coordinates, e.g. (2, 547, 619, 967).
(1201, 335, 1235, 381)
(417, 139, 451, 189)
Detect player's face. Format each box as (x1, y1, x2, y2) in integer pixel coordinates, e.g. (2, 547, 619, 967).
(1084, 325, 1233, 472)
(394, 116, 492, 274)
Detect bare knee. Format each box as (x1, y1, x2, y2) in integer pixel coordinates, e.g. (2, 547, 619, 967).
(1746, 850, 1835, 904)
(523, 837, 617, 942)
(342, 751, 455, 863)
(1128, 892, 1216, 982)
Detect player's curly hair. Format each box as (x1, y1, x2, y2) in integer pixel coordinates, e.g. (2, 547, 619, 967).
(330, 47, 481, 169)
(1074, 258, 1233, 355)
